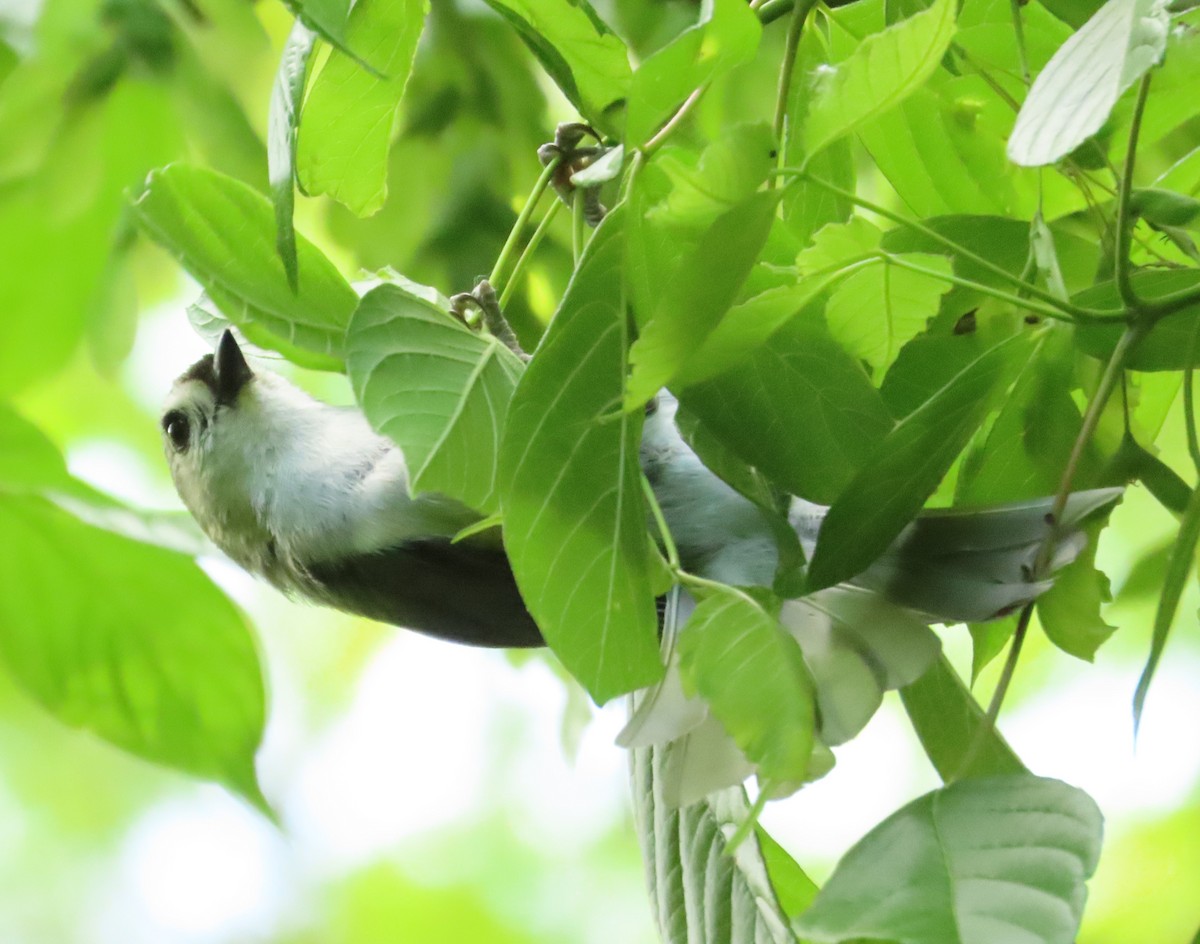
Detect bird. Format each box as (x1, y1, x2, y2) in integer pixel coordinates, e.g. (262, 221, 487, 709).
(162, 329, 1120, 801)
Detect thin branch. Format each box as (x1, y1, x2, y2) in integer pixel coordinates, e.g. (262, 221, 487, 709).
(643, 84, 709, 156)
(489, 157, 560, 295)
(1115, 74, 1153, 310)
(776, 169, 1124, 323)
(772, 0, 819, 148)
(499, 198, 562, 309)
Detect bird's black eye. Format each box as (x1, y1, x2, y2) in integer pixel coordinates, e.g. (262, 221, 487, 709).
(162, 410, 191, 452)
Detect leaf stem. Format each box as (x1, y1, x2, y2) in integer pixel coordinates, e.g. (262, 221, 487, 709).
(1115, 74, 1153, 311)
(499, 198, 563, 309)
(955, 601, 1034, 781)
(642, 473, 682, 572)
(777, 169, 1120, 323)
(880, 253, 1081, 324)
(489, 157, 560, 295)
(643, 84, 710, 156)
(572, 188, 587, 263)
(1186, 319, 1200, 474)
(772, 0, 819, 152)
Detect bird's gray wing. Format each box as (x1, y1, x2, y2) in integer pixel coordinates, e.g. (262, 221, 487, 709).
(790, 487, 1123, 623)
(303, 538, 544, 648)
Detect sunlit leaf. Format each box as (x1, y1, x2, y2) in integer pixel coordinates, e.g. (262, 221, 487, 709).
(0, 496, 268, 812)
(678, 588, 816, 784)
(498, 209, 662, 702)
(805, 0, 957, 156)
(626, 0, 761, 148)
(795, 774, 1103, 944)
(626, 191, 779, 407)
(825, 254, 952, 375)
(1008, 0, 1170, 166)
(481, 0, 631, 136)
(296, 0, 427, 217)
(347, 281, 524, 515)
(130, 163, 357, 369)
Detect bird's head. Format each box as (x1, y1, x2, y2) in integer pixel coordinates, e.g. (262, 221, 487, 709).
(160, 330, 267, 559)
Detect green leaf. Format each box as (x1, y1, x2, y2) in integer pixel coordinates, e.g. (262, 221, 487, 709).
(804, 0, 958, 156)
(1130, 188, 1200, 229)
(857, 85, 1017, 218)
(808, 332, 1028, 590)
(347, 281, 525, 515)
(782, 30, 856, 242)
(130, 164, 358, 369)
(881, 332, 984, 419)
(794, 774, 1103, 944)
(681, 309, 894, 504)
(783, 587, 941, 746)
(1037, 522, 1117, 662)
(901, 656, 1025, 780)
(1074, 270, 1200, 370)
(825, 254, 952, 376)
(480, 0, 631, 136)
(498, 209, 662, 702)
(678, 588, 816, 784)
(296, 0, 428, 217)
(755, 826, 819, 920)
(1008, 0, 1171, 166)
(0, 496, 268, 812)
(1133, 478, 1200, 731)
(631, 745, 798, 944)
(268, 19, 317, 290)
(626, 191, 779, 407)
(969, 618, 1018, 683)
(796, 217, 882, 273)
(626, 0, 761, 148)
(284, 0, 394, 77)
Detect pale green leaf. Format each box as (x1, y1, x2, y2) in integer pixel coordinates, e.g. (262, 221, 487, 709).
(1008, 0, 1170, 166)
(631, 745, 799, 944)
(805, 0, 958, 156)
(795, 775, 1103, 944)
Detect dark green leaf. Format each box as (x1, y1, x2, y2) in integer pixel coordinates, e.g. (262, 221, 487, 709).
(347, 281, 525, 515)
(968, 617, 1017, 683)
(680, 309, 895, 504)
(626, 191, 779, 407)
(1008, 0, 1171, 166)
(625, 0, 760, 148)
(268, 19, 317, 290)
(901, 656, 1025, 779)
(498, 209, 662, 702)
(808, 332, 1029, 590)
(794, 774, 1103, 944)
(1074, 270, 1200, 370)
(481, 0, 631, 136)
(880, 332, 983, 418)
(296, 0, 427, 216)
(130, 164, 358, 369)
(0, 496, 268, 812)
(678, 588, 816, 784)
